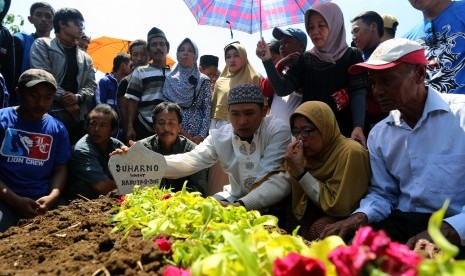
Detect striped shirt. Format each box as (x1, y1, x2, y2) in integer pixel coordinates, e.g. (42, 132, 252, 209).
(125, 64, 170, 124)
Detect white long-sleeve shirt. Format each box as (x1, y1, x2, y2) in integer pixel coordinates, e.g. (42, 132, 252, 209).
(164, 115, 291, 210)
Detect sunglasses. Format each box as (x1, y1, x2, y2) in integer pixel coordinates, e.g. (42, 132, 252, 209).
(423, 20, 437, 47)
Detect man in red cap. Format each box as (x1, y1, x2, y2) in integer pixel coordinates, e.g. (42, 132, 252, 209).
(320, 38, 465, 256)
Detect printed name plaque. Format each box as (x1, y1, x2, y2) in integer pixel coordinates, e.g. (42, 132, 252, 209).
(109, 142, 167, 195)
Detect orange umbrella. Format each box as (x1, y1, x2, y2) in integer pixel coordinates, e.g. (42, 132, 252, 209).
(88, 36, 176, 73)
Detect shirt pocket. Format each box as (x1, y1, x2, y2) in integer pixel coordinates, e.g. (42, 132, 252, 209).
(421, 154, 465, 194)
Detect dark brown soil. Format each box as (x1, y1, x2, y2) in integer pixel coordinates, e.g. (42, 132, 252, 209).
(0, 193, 168, 276)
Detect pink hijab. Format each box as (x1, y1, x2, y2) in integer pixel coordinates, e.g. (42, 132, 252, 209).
(305, 2, 348, 63)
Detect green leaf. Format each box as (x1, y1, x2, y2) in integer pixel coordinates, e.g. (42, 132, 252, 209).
(418, 199, 465, 275)
(427, 199, 459, 261)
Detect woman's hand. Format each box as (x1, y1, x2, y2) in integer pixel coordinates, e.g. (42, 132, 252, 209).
(285, 140, 305, 178)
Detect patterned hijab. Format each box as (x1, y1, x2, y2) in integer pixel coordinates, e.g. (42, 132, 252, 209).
(305, 2, 348, 63)
(163, 38, 204, 107)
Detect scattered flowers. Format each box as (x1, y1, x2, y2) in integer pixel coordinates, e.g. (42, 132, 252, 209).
(163, 265, 191, 276)
(328, 226, 422, 276)
(273, 252, 326, 276)
(110, 185, 464, 276)
(115, 195, 125, 204)
(162, 193, 173, 200)
(156, 237, 173, 255)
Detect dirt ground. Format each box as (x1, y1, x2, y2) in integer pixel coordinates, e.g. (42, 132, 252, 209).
(0, 192, 169, 276)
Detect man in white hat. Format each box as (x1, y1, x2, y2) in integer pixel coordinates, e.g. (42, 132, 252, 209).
(320, 38, 465, 255)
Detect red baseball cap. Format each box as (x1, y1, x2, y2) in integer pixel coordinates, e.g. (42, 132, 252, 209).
(349, 38, 428, 74)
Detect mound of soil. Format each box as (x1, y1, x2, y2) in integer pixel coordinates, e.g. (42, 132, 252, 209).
(0, 193, 168, 276)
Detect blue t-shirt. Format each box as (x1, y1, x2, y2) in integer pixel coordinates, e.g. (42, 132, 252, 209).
(404, 1, 465, 94)
(14, 32, 36, 74)
(0, 107, 71, 198)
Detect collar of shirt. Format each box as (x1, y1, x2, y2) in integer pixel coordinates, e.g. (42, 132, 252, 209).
(386, 86, 450, 129)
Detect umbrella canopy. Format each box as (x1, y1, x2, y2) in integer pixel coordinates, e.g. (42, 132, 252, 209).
(183, 0, 327, 35)
(88, 36, 175, 73)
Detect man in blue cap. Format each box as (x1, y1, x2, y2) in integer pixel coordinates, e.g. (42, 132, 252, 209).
(260, 27, 307, 123)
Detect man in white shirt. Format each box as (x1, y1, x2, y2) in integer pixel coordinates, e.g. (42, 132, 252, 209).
(164, 83, 291, 210)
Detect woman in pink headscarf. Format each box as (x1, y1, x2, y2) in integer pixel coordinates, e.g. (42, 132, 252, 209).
(256, 1, 368, 147)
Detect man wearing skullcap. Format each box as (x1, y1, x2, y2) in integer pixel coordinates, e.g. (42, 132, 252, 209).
(125, 27, 171, 141)
(164, 83, 291, 210)
(118, 83, 291, 211)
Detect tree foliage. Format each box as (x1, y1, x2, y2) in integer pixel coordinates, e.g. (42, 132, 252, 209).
(2, 13, 24, 34)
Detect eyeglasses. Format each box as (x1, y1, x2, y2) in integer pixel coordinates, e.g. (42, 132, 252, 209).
(423, 20, 437, 47)
(291, 127, 318, 138)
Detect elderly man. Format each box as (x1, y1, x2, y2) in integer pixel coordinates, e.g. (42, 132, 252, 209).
(0, 69, 70, 232)
(320, 38, 465, 255)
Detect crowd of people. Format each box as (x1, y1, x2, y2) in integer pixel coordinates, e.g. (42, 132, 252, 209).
(1, 0, 465, 258)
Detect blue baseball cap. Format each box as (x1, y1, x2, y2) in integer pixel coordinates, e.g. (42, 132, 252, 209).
(272, 27, 307, 48)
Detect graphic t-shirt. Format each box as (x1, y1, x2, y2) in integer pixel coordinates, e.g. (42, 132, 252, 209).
(404, 1, 465, 94)
(0, 107, 71, 197)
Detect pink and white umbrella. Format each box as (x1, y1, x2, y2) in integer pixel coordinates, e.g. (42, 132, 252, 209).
(183, 0, 328, 37)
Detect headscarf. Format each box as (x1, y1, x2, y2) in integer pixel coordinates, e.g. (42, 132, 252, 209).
(163, 38, 206, 107)
(289, 101, 370, 218)
(211, 42, 261, 120)
(305, 2, 348, 63)
(217, 42, 261, 89)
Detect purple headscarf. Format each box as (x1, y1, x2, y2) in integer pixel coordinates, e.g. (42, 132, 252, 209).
(305, 2, 348, 63)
